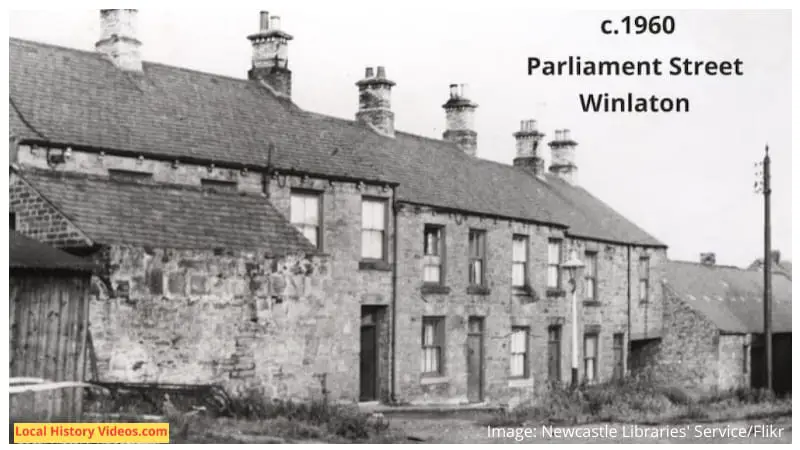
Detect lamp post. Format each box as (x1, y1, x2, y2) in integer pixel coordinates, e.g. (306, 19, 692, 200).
(562, 248, 585, 387)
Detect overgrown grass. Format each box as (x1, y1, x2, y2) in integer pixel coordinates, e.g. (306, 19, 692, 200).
(485, 371, 791, 428)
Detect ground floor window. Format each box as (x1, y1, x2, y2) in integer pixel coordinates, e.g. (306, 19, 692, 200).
(510, 327, 529, 378)
(421, 317, 444, 376)
(584, 333, 599, 382)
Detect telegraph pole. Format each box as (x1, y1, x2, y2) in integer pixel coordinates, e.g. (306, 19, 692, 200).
(755, 145, 773, 392)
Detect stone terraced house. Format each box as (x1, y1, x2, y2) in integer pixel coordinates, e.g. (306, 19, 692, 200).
(9, 9, 668, 405)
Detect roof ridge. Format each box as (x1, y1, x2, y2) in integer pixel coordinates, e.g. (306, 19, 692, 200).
(666, 259, 744, 270)
(18, 167, 269, 200)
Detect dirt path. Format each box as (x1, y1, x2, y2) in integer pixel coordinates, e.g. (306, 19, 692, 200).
(390, 412, 792, 444)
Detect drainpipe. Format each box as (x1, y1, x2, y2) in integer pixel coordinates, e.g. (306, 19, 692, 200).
(626, 245, 632, 372)
(390, 186, 399, 403)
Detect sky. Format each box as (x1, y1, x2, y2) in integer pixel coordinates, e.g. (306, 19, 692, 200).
(8, 5, 792, 267)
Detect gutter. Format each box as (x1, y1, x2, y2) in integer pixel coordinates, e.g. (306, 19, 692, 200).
(390, 186, 399, 403)
(627, 245, 632, 365)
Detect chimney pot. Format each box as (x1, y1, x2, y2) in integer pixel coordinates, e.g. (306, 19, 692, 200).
(376, 66, 387, 78)
(563, 129, 571, 141)
(449, 84, 459, 98)
(700, 252, 716, 266)
(270, 16, 281, 30)
(771, 250, 781, 264)
(259, 11, 269, 30)
(365, 67, 375, 78)
(460, 84, 469, 99)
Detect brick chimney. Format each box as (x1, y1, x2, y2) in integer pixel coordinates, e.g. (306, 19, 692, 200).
(95, 9, 142, 72)
(248, 11, 294, 98)
(548, 129, 579, 184)
(356, 66, 396, 137)
(513, 120, 546, 176)
(700, 252, 716, 266)
(442, 84, 478, 156)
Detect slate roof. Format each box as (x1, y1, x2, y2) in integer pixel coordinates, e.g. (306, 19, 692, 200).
(10, 231, 97, 272)
(15, 169, 317, 254)
(9, 37, 664, 247)
(662, 260, 792, 334)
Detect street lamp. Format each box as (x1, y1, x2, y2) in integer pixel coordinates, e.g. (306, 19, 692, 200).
(562, 248, 585, 387)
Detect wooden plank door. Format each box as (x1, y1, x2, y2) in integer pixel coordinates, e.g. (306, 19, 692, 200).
(359, 310, 378, 401)
(467, 317, 484, 403)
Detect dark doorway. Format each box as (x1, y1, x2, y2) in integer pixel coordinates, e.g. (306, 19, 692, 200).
(751, 332, 792, 396)
(467, 316, 484, 403)
(359, 307, 379, 401)
(548, 325, 562, 381)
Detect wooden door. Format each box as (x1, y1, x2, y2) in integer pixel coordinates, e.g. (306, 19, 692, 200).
(548, 326, 562, 381)
(359, 310, 378, 401)
(467, 317, 484, 403)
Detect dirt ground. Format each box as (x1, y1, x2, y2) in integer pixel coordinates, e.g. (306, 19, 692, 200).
(389, 412, 792, 444)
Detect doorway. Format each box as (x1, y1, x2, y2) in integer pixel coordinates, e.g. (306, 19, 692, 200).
(359, 307, 379, 401)
(467, 316, 484, 403)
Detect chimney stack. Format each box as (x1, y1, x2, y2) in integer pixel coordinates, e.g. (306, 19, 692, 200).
(548, 128, 579, 184)
(513, 120, 546, 176)
(95, 9, 142, 72)
(442, 84, 478, 156)
(248, 11, 294, 97)
(700, 252, 716, 266)
(355, 66, 396, 137)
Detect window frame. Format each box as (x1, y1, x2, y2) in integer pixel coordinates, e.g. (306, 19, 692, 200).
(511, 234, 529, 288)
(361, 197, 389, 262)
(584, 251, 598, 301)
(638, 256, 651, 303)
(547, 239, 563, 289)
(583, 333, 599, 383)
(290, 189, 323, 250)
(421, 316, 445, 377)
(423, 224, 445, 285)
(468, 229, 487, 287)
(510, 327, 530, 379)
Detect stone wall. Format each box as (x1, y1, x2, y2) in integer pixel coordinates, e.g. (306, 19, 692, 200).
(392, 203, 666, 405)
(718, 334, 750, 391)
(87, 244, 357, 401)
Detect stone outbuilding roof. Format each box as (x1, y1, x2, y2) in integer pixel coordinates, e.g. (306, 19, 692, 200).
(10, 37, 664, 248)
(15, 169, 317, 255)
(662, 260, 792, 334)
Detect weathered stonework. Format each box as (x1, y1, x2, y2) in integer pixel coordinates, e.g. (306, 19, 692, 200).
(87, 245, 350, 400)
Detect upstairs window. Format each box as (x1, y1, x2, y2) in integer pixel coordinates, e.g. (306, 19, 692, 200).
(639, 256, 650, 302)
(201, 178, 238, 193)
(584, 251, 598, 300)
(547, 239, 562, 288)
(361, 198, 387, 260)
(512, 235, 529, 288)
(468, 230, 487, 286)
(423, 225, 444, 284)
(290, 191, 321, 249)
(108, 169, 153, 183)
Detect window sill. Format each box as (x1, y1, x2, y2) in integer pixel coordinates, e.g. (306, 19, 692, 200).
(359, 260, 392, 271)
(546, 288, 566, 298)
(467, 285, 491, 296)
(582, 300, 602, 307)
(508, 378, 534, 389)
(420, 376, 449, 386)
(421, 284, 451, 295)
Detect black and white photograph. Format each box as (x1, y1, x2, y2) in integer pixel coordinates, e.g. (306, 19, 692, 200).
(6, 2, 794, 445)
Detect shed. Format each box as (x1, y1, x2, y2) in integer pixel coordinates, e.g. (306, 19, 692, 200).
(9, 231, 97, 421)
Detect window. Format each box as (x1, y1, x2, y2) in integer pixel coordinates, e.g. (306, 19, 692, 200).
(548, 326, 561, 381)
(585, 251, 598, 300)
(291, 191, 321, 249)
(421, 317, 445, 376)
(547, 240, 562, 288)
(638, 256, 650, 302)
(468, 230, 486, 286)
(423, 225, 444, 284)
(584, 334, 599, 382)
(512, 235, 529, 288)
(613, 333, 625, 379)
(108, 169, 153, 182)
(361, 198, 387, 260)
(510, 327, 529, 378)
(10, 212, 16, 231)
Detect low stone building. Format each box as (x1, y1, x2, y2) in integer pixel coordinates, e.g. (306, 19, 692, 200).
(10, 9, 669, 405)
(640, 255, 792, 395)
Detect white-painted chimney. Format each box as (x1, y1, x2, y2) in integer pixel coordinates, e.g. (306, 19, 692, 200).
(95, 9, 142, 72)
